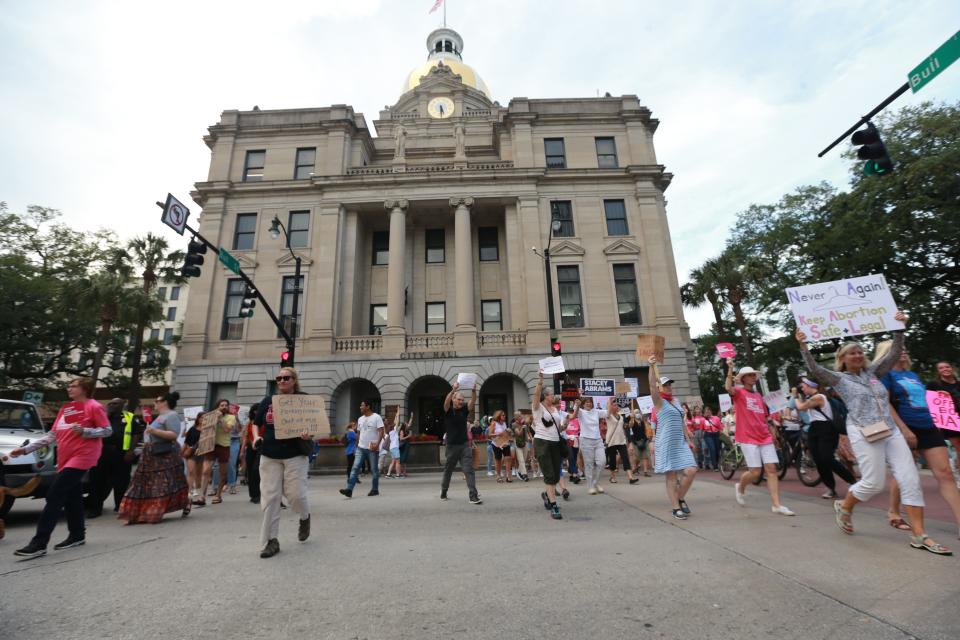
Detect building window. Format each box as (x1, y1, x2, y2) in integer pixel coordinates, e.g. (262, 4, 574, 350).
(550, 201, 574, 237)
(372, 231, 389, 265)
(603, 199, 629, 236)
(544, 138, 566, 168)
(166, 307, 176, 321)
(222, 279, 246, 340)
(481, 300, 502, 331)
(243, 150, 265, 182)
(426, 302, 446, 334)
(370, 305, 387, 335)
(595, 137, 618, 168)
(163, 328, 174, 345)
(157, 287, 167, 301)
(170, 286, 181, 301)
(478, 227, 499, 261)
(149, 328, 160, 341)
(557, 265, 584, 328)
(287, 211, 310, 249)
(279, 276, 304, 338)
(613, 264, 641, 326)
(294, 147, 315, 180)
(234, 213, 257, 250)
(425, 229, 445, 263)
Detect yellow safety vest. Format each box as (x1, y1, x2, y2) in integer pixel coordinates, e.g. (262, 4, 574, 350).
(122, 411, 135, 451)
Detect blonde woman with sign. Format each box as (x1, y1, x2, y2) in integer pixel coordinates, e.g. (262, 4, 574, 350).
(797, 311, 950, 556)
(647, 356, 697, 520)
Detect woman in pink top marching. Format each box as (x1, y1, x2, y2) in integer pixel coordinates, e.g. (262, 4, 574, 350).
(9, 377, 112, 558)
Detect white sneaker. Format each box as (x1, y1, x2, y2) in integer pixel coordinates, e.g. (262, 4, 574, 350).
(821, 490, 837, 499)
(486, 471, 494, 477)
(772, 505, 795, 516)
(735, 486, 746, 506)
(588, 487, 597, 495)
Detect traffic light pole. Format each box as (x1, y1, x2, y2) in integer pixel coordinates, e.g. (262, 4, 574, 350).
(817, 82, 909, 157)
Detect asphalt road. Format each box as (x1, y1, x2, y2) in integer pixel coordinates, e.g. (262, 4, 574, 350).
(1, 471, 958, 640)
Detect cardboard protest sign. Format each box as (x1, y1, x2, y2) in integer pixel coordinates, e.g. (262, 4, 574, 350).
(456, 373, 477, 390)
(272, 394, 330, 439)
(716, 342, 737, 359)
(615, 382, 632, 395)
(624, 378, 639, 398)
(580, 378, 616, 397)
(635, 334, 665, 363)
(538, 356, 565, 375)
(763, 390, 790, 414)
(718, 393, 732, 413)
(927, 391, 960, 432)
(196, 412, 218, 457)
(637, 395, 654, 415)
(787, 274, 904, 342)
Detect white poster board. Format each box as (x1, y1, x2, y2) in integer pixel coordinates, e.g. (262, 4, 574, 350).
(456, 373, 477, 390)
(637, 395, 654, 415)
(763, 390, 790, 414)
(624, 378, 639, 398)
(718, 393, 732, 413)
(787, 274, 904, 341)
(538, 356, 565, 375)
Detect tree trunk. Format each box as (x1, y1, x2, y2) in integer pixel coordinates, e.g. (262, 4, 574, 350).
(706, 290, 728, 340)
(126, 274, 154, 409)
(728, 288, 755, 366)
(90, 302, 116, 389)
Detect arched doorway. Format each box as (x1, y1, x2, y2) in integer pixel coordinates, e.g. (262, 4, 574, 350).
(406, 375, 452, 438)
(330, 378, 381, 435)
(479, 373, 529, 422)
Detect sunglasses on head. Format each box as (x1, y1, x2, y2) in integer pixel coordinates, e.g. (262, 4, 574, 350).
(275, 375, 294, 382)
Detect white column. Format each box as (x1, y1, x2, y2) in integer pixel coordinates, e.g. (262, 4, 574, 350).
(385, 199, 408, 334)
(452, 197, 476, 331)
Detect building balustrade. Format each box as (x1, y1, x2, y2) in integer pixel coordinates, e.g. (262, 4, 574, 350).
(406, 333, 455, 351)
(477, 330, 527, 348)
(334, 335, 383, 353)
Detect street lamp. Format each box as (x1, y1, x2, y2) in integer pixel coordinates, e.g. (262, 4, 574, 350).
(268, 216, 302, 367)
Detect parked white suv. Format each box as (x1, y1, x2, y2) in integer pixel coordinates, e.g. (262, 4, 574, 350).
(0, 399, 56, 517)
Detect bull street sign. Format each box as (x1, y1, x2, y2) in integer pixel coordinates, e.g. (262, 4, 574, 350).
(218, 247, 241, 275)
(160, 193, 190, 235)
(909, 30, 960, 93)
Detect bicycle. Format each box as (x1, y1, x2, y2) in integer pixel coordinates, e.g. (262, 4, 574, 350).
(719, 432, 785, 485)
(781, 429, 821, 487)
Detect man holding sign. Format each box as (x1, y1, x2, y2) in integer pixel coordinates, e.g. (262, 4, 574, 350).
(252, 367, 314, 559)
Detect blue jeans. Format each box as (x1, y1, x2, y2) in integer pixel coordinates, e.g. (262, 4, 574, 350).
(702, 432, 720, 470)
(486, 441, 494, 473)
(347, 448, 379, 492)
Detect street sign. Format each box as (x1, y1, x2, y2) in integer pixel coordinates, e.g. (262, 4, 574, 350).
(22, 391, 43, 405)
(909, 30, 960, 93)
(218, 247, 241, 275)
(160, 193, 190, 235)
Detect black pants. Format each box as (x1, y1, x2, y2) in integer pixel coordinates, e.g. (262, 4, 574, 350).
(245, 447, 261, 500)
(567, 446, 579, 476)
(33, 467, 86, 547)
(345, 453, 355, 478)
(86, 445, 132, 514)
(808, 421, 856, 492)
(606, 444, 630, 471)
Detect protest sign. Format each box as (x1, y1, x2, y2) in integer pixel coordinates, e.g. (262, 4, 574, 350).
(763, 390, 790, 414)
(787, 274, 904, 342)
(183, 406, 203, 421)
(615, 381, 632, 395)
(614, 393, 630, 409)
(716, 342, 737, 359)
(561, 384, 580, 401)
(594, 396, 610, 411)
(637, 395, 654, 414)
(580, 378, 616, 397)
(456, 373, 477, 390)
(635, 334, 665, 363)
(538, 356, 565, 375)
(272, 394, 330, 439)
(196, 412, 218, 457)
(718, 393, 732, 413)
(624, 377, 639, 398)
(927, 391, 960, 432)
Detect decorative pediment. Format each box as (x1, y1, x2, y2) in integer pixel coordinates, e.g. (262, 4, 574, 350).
(602, 239, 642, 256)
(550, 240, 585, 256)
(277, 252, 313, 268)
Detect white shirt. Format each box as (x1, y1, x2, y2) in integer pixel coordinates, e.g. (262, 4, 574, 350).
(574, 407, 608, 440)
(357, 413, 384, 450)
(388, 428, 400, 449)
(532, 404, 562, 441)
(809, 394, 833, 421)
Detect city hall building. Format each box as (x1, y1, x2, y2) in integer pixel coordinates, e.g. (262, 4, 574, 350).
(174, 27, 698, 436)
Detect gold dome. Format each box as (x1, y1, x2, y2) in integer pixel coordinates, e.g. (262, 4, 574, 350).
(404, 57, 491, 98)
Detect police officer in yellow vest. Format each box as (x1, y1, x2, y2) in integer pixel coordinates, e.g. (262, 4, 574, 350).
(86, 398, 143, 518)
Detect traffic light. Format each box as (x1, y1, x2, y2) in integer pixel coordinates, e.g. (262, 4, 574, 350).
(551, 340, 562, 357)
(181, 239, 207, 278)
(239, 285, 256, 317)
(280, 351, 292, 366)
(851, 122, 893, 176)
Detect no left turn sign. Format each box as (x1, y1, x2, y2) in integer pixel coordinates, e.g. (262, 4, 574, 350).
(161, 193, 190, 235)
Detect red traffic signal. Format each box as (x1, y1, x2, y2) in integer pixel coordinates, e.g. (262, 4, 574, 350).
(551, 341, 562, 356)
(280, 351, 291, 365)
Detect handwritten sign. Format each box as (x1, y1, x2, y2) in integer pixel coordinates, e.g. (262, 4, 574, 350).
(624, 377, 640, 398)
(716, 342, 737, 359)
(196, 412, 218, 457)
(637, 395, 654, 415)
(635, 334, 665, 363)
(763, 390, 790, 414)
(538, 356, 566, 375)
(456, 373, 477, 390)
(928, 390, 960, 432)
(787, 274, 904, 342)
(580, 378, 616, 397)
(615, 381, 632, 395)
(272, 394, 330, 439)
(718, 393, 732, 413)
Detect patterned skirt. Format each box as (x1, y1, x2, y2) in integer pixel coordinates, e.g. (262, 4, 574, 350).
(118, 444, 189, 524)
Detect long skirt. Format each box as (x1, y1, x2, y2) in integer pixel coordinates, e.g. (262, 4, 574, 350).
(118, 444, 189, 524)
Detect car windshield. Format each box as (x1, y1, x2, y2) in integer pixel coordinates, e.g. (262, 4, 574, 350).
(0, 403, 43, 431)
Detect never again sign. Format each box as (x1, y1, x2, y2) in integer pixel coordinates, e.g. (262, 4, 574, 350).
(786, 274, 904, 341)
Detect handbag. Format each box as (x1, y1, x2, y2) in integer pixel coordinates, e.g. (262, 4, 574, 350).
(180, 445, 196, 459)
(847, 376, 892, 443)
(541, 407, 569, 457)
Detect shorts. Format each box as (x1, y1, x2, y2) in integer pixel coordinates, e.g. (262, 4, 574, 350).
(740, 443, 778, 468)
(534, 438, 563, 485)
(940, 428, 960, 444)
(492, 444, 511, 460)
(909, 426, 947, 450)
(390, 447, 401, 460)
(205, 444, 230, 465)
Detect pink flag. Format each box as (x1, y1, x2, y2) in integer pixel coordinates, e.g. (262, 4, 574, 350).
(716, 342, 737, 359)
(429, 0, 443, 13)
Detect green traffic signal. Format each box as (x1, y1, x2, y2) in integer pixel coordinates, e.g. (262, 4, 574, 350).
(863, 158, 893, 176)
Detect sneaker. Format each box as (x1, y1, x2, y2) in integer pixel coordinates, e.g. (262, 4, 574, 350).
(679, 499, 691, 515)
(561, 489, 570, 501)
(469, 495, 483, 505)
(772, 505, 795, 516)
(520, 474, 529, 482)
(339, 488, 353, 498)
(550, 503, 563, 520)
(367, 490, 379, 497)
(53, 535, 86, 550)
(487, 471, 494, 477)
(629, 478, 639, 485)
(440, 491, 448, 500)
(541, 492, 551, 510)
(596, 485, 605, 494)
(259, 538, 280, 559)
(14, 541, 47, 559)
(298, 515, 310, 542)
(735, 486, 746, 506)
(821, 490, 837, 500)
(588, 487, 598, 495)
(250, 496, 261, 504)
(672, 508, 688, 520)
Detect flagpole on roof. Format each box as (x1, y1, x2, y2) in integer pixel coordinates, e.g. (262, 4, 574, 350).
(443, 0, 447, 28)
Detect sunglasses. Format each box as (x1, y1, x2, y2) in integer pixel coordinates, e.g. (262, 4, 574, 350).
(275, 375, 294, 382)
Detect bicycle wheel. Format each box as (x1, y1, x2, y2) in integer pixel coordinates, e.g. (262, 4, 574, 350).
(719, 446, 736, 480)
(796, 445, 822, 487)
(776, 444, 789, 480)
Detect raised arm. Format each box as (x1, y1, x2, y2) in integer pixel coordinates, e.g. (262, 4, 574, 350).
(443, 382, 459, 413)
(724, 357, 737, 395)
(793, 394, 825, 411)
(533, 370, 544, 410)
(647, 356, 661, 407)
(467, 387, 477, 417)
(871, 317, 907, 377)
(795, 328, 841, 387)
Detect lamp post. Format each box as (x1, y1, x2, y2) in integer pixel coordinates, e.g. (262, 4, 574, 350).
(534, 214, 563, 393)
(269, 216, 302, 366)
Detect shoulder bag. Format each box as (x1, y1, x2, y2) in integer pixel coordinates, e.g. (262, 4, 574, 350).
(846, 375, 892, 443)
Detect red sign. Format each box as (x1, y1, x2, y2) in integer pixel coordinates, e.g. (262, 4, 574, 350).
(561, 385, 579, 401)
(716, 342, 737, 359)
(141, 407, 153, 424)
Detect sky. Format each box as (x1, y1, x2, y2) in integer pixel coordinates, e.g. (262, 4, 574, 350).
(2, 0, 958, 336)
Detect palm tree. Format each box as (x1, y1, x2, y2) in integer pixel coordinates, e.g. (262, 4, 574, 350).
(82, 247, 134, 386)
(709, 250, 766, 368)
(681, 261, 729, 340)
(126, 234, 185, 408)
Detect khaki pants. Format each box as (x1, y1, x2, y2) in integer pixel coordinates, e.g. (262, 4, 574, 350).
(513, 445, 528, 475)
(259, 455, 310, 547)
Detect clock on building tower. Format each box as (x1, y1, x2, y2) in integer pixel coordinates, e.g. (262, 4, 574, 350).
(427, 97, 455, 119)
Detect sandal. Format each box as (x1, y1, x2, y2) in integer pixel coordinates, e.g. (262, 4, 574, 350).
(192, 499, 206, 507)
(496, 477, 504, 483)
(212, 497, 223, 504)
(888, 517, 912, 531)
(910, 535, 953, 556)
(505, 478, 512, 483)
(834, 500, 853, 535)
(609, 477, 618, 483)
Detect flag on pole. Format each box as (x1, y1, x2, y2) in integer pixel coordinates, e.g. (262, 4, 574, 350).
(429, 0, 443, 14)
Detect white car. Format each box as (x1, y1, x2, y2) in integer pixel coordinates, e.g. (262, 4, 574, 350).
(0, 399, 56, 517)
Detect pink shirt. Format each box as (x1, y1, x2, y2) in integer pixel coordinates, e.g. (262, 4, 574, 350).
(51, 400, 110, 471)
(704, 416, 722, 433)
(732, 387, 771, 445)
(687, 416, 707, 431)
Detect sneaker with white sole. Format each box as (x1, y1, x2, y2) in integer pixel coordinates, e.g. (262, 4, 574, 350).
(588, 487, 597, 495)
(821, 490, 837, 499)
(772, 505, 795, 516)
(735, 486, 746, 506)
(486, 471, 494, 477)
(596, 486, 605, 494)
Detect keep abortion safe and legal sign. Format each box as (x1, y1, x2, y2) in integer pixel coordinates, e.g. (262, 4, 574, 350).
(786, 274, 904, 342)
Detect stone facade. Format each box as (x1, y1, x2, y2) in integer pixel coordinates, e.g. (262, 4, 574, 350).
(174, 27, 698, 434)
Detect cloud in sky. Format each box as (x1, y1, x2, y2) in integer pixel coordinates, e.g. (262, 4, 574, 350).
(2, 0, 958, 336)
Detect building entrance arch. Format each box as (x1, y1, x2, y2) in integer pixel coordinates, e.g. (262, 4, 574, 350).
(406, 375, 452, 438)
(330, 378, 381, 435)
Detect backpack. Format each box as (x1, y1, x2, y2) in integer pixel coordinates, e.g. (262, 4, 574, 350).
(827, 396, 848, 435)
